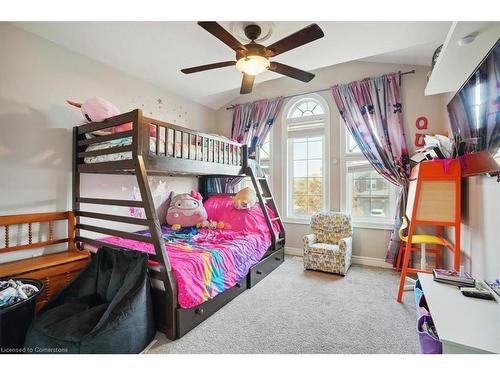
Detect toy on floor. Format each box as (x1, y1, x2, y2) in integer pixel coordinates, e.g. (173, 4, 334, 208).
(166, 190, 208, 228)
(233, 187, 257, 210)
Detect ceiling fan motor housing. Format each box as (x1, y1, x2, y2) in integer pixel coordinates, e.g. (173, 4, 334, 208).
(236, 43, 268, 60)
(244, 24, 262, 41)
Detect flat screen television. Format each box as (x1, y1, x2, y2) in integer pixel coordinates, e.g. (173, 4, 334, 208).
(447, 39, 499, 157)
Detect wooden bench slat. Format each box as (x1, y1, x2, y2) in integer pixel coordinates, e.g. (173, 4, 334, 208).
(0, 238, 69, 254)
(0, 250, 89, 278)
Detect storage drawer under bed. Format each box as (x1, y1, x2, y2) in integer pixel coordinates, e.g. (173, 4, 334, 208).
(175, 276, 248, 338)
(248, 247, 284, 288)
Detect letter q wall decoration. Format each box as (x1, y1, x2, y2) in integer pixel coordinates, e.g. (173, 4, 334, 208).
(414, 116, 428, 147)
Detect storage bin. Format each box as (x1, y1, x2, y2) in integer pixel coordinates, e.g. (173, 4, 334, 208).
(0, 278, 44, 350)
(417, 314, 442, 354)
(414, 279, 424, 316)
(417, 294, 430, 317)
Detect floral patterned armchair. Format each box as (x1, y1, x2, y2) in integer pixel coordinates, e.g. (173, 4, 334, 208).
(303, 212, 353, 275)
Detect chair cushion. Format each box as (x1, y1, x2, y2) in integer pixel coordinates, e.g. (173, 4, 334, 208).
(310, 212, 352, 244)
(307, 243, 340, 254)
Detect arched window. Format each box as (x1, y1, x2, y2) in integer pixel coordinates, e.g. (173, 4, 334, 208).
(284, 95, 329, 219)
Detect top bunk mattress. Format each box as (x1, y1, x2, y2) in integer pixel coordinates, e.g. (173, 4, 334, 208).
(91, 226, 271, 309)
(84, 137, 172, 164)
(83, 133, 237, 164)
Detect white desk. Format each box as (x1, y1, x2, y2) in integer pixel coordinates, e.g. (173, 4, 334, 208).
(418, 273, 500, 354)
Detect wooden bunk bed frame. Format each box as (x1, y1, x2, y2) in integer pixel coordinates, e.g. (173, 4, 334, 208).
(73, 109, 285, 340)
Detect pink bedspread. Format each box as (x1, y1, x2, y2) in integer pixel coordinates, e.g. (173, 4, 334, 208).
(99, 226, 271, 308)
(95, 196, 281, 309)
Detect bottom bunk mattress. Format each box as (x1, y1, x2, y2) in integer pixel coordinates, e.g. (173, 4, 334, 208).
(93, 226, 270, 309)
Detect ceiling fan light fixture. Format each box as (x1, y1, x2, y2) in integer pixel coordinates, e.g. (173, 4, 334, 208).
(236, 55, 270, 76)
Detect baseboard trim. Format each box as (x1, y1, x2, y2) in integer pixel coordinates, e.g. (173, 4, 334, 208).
(284, 247, 303, 257)
(285, 247, 393, 269)
(351, 255, 393, 269)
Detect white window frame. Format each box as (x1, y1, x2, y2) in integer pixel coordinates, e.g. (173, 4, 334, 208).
(339, 117, 398, 230)
(282, 94, 330, 224)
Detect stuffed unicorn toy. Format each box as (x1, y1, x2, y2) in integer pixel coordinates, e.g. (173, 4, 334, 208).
(166, 191, 208, 229)
(67, 97, 132, 135)
(67, 97, 156, 137)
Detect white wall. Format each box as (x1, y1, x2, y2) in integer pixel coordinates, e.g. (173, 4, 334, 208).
(216, 61, 447, 262)
(0, 23, 216, 262)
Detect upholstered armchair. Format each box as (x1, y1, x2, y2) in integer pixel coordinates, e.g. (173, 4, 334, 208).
(303, 212, 353, 275)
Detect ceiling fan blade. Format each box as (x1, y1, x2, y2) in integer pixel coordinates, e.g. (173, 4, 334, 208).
(198, 22, 247, 52)
(266, 23, 324, 57)
(268, 62, 315, 82)
(181, 61, 236, 74)
(240, 74, 255, 94)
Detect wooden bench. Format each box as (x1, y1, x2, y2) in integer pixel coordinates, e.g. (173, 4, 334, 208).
(0, 211, 90, 312)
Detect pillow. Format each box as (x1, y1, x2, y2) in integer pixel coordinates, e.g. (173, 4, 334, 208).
(204, 195, 279, 234)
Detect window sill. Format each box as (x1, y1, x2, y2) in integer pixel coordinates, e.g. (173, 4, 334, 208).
(352, 220, 394, 231)
(282, 219, 394, 230)
(282, 218, 310, 225)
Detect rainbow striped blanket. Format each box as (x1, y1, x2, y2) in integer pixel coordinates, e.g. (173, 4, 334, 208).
(99, 226, 270, 308)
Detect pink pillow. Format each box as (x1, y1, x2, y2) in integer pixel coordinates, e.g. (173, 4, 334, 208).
(204, 195, 279, 234)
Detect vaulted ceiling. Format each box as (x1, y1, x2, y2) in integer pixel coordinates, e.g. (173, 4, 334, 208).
(14, 21, 451, 109)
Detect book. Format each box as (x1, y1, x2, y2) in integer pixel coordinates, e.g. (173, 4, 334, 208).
(433, 269, 475, 286)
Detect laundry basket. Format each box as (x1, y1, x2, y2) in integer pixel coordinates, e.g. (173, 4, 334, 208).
(0, 278, 44, 351)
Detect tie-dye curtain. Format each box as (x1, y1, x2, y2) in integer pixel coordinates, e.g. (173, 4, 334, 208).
(331, 72, 410, 265)
(206, 97, 285, 195)
(231, 97, 284, 158)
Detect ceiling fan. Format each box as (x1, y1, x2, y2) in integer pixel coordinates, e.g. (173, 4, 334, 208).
(181, 22, 325, 94)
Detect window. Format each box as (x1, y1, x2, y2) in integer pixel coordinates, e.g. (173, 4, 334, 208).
(284, 96, 328, 221)
(342, 128, 397, 228)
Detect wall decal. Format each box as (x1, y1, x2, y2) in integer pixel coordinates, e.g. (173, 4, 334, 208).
(414, 116, 428, 147)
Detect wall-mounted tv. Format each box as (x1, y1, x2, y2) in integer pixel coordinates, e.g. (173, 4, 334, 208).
(447, 39, 499, 157)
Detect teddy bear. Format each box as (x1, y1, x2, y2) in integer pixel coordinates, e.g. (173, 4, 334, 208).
(233, 187, 258, 210)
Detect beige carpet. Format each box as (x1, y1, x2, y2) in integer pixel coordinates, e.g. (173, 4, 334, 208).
(147, 256, 419, 354)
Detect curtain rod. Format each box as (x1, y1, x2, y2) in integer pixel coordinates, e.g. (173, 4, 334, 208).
(225, 69, 416, 110)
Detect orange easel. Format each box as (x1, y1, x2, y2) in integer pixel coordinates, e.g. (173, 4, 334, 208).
(397, 159, 462, 302)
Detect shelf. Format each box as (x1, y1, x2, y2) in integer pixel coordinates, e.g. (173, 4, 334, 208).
(0, 250, 89, 278)
(425, 22, 500, 96)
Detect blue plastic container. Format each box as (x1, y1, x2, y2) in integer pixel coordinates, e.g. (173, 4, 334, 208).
(414, 279, 424, 316)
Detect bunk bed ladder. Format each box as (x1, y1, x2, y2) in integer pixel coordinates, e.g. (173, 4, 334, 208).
(247, 168, 285, 250)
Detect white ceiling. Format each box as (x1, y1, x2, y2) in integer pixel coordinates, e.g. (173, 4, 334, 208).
(14, 21, 451, 109)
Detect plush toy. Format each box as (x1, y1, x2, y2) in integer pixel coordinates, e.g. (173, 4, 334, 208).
(67, 97, 156, 137)
(166, 191, 208, 228)
(233, 187, 258, 210)
(201, 220, 225, 230)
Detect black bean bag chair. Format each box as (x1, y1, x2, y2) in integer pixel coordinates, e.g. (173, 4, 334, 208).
(25, 247, 155, 354)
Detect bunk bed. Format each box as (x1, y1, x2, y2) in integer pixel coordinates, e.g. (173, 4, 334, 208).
(73, 109, 285, 340)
